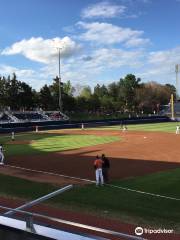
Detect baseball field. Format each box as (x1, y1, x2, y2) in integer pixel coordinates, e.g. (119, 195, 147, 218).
(0, 121, 180, 239)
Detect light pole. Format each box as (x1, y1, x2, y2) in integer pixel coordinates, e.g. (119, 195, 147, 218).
(175, 64, 180, 101)
(57, 47, 62, 112)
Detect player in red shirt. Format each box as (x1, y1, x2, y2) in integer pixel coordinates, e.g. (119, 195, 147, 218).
(94, 155, 104, 186)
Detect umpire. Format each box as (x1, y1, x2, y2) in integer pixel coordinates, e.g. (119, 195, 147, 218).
(102, 154, 110, 183)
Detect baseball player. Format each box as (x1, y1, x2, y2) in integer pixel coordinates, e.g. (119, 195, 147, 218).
(94, 155, 104, 186)
(11, 131, 15, 141)
(0, 144, 4, 165)
(176, 125, 180, 134)
(81, 123, 84, 130)
(122, 125, 128, 132)
(35, 126, 39, 133)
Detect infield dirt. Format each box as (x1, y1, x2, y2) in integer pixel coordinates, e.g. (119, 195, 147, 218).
(2, 129, 180, 184)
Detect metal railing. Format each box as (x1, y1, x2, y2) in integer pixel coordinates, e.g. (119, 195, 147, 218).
(0, 204, 146, 240)
(4, 185, 73, 216)
(0, 183, 146, 239)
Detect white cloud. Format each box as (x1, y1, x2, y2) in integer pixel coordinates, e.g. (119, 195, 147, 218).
(0, 65, 34, 78)
(33, 45, 180, 90)
(40, 45, 145, 89)
(120, 0, 151, 4)
(77, 21, 150, 47)
(81, 1, 126, 19)
(1, 37, 81, 64)
(0, 64, 48, 90)
(148, 47, 180, 65)
(125, 37, 150, 47)
(136, 46, 180, 87)
(4, 45, 179, 90)
(84, 48, 144, 69)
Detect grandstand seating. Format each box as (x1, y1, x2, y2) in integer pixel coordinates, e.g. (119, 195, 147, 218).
(160, 102, 180, 117)
(45, 111, 69, 121)
(0, 111, 69, 123)
(0, 113, 12, 123)
(12, 112, 47, 122)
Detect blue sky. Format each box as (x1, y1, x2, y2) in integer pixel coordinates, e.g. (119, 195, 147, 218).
(0, 0, 180, 90)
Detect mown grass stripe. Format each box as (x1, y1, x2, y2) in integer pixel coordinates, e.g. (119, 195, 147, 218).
(4, 135, 120, 156)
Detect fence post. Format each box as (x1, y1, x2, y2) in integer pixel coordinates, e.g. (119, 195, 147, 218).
(26, 215, 36, 233)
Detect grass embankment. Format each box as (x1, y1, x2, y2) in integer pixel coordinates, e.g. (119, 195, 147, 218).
(0, 133, 119, 156)
(0, 168, 180, 229)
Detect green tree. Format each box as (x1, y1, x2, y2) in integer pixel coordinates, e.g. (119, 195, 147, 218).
(165, 84, 176, 100)
(94, 84, 108, 98)
(63, 80, 75, 96)
(6, 73, 22, 110)
(80, 86, 92, 99)
(119, 74, 141, 111)
(108, 82, 119, 101)
(0, 76, 7, 109)
(135, 82, 175, 113)
(39, 84, 54, 110)
(18, 82, 34, 110)
(75, 96, 89, 112)
(49, 77, 61, 110)
(89, 94, 101, 112)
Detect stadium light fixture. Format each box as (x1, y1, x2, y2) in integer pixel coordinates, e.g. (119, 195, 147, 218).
(53, 40, 64, 112)
(57, 47, 62, 112)
(175, 64, 180, 100)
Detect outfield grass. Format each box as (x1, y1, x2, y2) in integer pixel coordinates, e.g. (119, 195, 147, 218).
(31, 135, 119, 153)
(113, 168, 180, 198)
(91, 122, 178, 133)
(0, 133, 119, 156)
(0, 168, 180, 229)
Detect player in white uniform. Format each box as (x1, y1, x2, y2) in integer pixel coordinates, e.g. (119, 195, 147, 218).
(0, 144, 4, 165)
(176, 125, 180, 134)
(122, 125, 128, 132)
(11, 131, 15, 141)
(35, 126, 39, 133)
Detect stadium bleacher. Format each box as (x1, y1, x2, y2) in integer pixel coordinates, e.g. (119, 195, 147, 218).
(45, 111, 66, 120)
(13, 112, 47, 122)
(0, 111, 69, 123)
(160, 102, 180, 117)
(0, 113, 12, 123)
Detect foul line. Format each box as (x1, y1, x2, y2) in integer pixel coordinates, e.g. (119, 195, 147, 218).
(5, 164, 95, 183)
(4, 164, 180, 201)
(107, 184, 180, 201)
